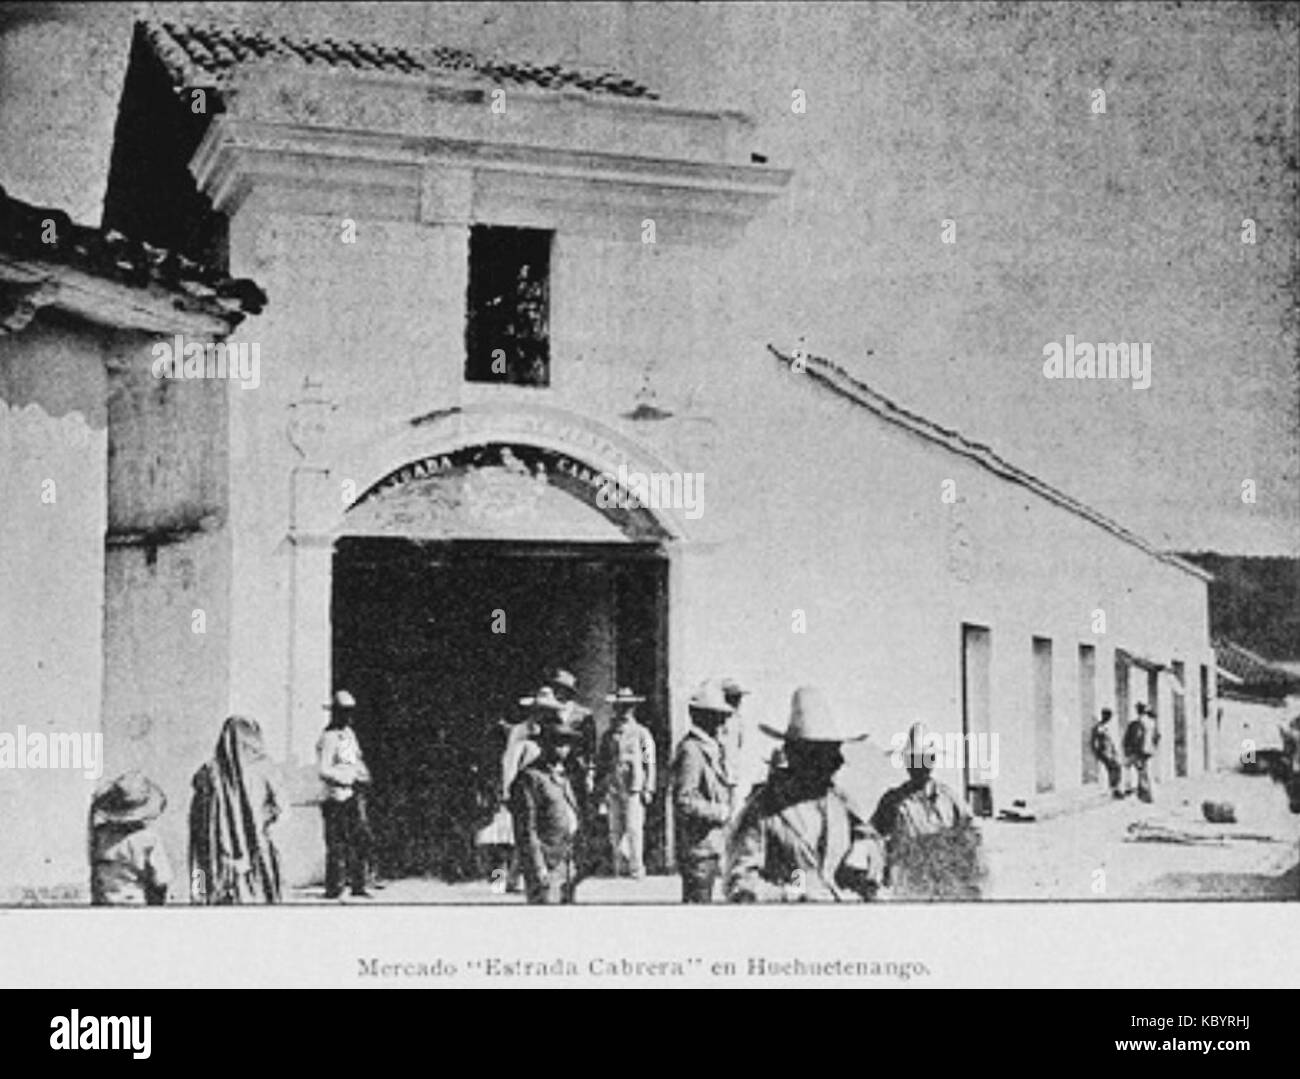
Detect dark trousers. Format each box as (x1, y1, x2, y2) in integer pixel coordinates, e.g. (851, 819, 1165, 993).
(1102, 757, 1123, 793)
(322, 797, 367, 896)
(355, 789, 377, 882)
(680, 856, 720, 903)
(1135, 758, 1153, 803)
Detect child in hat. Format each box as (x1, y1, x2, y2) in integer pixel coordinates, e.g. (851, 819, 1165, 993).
(89, 771, 173, 906)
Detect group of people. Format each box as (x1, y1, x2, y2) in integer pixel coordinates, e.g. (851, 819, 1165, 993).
(676, 680, 979, 903)
(89, 695, 374, 906)
(88, 713, 287, 905)
(492, 670, 660, 900)
(1089, 703, 1161, 803)
(497, 668, 981, 903)
(86, 669, 983, 906)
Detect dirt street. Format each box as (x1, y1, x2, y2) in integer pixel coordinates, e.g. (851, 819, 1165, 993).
(292, 771, 1299, 904)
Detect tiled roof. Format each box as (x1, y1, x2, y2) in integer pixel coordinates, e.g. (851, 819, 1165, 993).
(1214, 638, 1300, 691)
(0, 186, 266, 319)
(767, 344, 1212, 582)
(143, 20, 659, 101)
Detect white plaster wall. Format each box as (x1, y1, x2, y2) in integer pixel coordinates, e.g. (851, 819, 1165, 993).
(210, 139, 1209, 868)
(0, 318, 107, 901)
(666, 335, 1213, 809)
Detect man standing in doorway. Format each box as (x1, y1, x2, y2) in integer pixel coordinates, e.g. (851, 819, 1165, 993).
(317, 690, 373, 900)
(546, 669, 591, 799)
(596, 687, 656, 879)
(548, 668, 580, 710)
(509, 695, 584, 904)
(1090, 708, 1124, 798)
(548, 668, 600, 878)
(671, 681, 735, 903)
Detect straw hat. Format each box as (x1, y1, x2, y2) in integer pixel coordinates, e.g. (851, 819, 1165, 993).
(900, 721, 938, 768)
(92, 771, 166, 826)
(519, 686, 569, 713)
(605, 686, 646, 705)
(760, 686, 866, 744)
(687, 680, 734, 717)
(548, 669, 579, 698)
(323, 689, 356, 710)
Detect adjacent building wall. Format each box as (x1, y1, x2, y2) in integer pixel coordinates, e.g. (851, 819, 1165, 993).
(668, 338, 1214, 807)
(0, 312, 107, 902)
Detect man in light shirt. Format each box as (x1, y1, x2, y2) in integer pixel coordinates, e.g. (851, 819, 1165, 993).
(596, 686, 656, 879)
(317, 689, 372, 899)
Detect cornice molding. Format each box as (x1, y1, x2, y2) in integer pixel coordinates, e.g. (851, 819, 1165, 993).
(191, 82, 791, 236)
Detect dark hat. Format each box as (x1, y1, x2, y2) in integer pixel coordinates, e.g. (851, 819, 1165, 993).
(720, 678, 749, 701)
(535, 708, 585, 742)
(605, 686, 645, 705)
(92, 771, 166, 826)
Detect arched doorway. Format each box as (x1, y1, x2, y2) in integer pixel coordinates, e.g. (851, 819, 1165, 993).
(331, 442, 672, 883)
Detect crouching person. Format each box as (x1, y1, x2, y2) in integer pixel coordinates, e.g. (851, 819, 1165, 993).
(89, 772, 172, 906)
(726, 687, 884, 902)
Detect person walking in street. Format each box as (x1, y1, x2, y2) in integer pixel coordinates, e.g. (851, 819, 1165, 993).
(90, 771, 173, 906)
(671, 680, 736, 903)
(509, 693, 584, 904)
(317, 690, 373, 900)
(190, 715, 285, 904)
(1090, 708, 1124, 798)
(596, 686, 656, 879)
(726, 686, 884, 902)
(871, 721, 982, 899)
(1123, 703, 1160, 803)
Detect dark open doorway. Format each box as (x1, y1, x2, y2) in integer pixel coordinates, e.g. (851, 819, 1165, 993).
(331, 537, 668, 883)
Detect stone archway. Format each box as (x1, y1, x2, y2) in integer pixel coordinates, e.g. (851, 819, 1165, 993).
(284, 404, 689, 885)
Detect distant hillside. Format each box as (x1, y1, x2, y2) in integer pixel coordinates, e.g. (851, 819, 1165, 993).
(1179, 554, 1300, 661)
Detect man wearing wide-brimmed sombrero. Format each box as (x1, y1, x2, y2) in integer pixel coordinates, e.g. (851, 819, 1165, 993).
(89, 771, 173, 906)
(595, 686, 656, 879)
(725, 687, 884, 902)
(508, 691, 585, 904)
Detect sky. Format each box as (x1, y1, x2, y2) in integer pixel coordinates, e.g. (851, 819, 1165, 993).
(1, 0, 1296, 556)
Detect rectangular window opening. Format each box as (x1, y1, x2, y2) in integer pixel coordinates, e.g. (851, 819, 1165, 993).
(465, 224, 552, 386)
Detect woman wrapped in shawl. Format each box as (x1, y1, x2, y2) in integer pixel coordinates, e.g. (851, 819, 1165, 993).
(189, 715, 285, 903)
